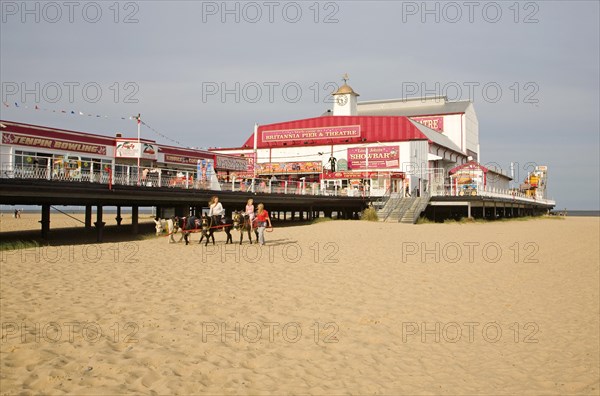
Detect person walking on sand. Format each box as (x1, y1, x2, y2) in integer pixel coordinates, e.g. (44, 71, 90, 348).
(255, 203, 272, 246)
(209, 196, 225, 225)
(245, 198, 255, 230)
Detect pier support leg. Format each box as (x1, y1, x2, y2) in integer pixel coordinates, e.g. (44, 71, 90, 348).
(85, 205, 92, 230)
(115, 206, 123, 226)
(467, 202, 472, 219)
(40, 204, 50, 239)
(94, 206, 105, 243)
(132, 206, 139, 235)
(494, 203, 497, 219)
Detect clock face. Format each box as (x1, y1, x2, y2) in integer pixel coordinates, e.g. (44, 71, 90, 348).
(336, 95, 348, 106)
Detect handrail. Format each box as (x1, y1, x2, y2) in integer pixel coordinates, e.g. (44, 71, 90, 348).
(2, 165, 555, 205)
(411, 194, 431, 224)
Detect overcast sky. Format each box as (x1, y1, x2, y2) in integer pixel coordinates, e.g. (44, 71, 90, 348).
(1, 1, 598, 209)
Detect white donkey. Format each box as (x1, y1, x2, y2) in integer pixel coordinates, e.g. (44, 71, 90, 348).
(154, 218, 167, 236)
(154, 217, 183, 243)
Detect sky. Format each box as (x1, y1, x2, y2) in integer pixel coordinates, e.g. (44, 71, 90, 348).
(1, 0, 599, 209)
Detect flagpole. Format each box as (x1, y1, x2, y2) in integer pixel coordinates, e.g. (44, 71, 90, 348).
(137, 113, 141, 186)
(252, 123, 258, 192)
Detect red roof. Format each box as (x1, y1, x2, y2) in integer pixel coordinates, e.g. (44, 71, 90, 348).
(449, 161, 489, 175)
(241, 116, 429, 149)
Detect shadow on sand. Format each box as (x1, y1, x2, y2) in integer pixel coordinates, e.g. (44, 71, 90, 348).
(1, 222, 157, 249)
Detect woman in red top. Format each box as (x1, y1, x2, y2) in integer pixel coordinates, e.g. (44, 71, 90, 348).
(255, 203, 272, 245)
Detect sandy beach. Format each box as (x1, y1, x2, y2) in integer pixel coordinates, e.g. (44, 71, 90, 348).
(1, 214, 598, 395)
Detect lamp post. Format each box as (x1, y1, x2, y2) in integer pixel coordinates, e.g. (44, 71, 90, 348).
(136, 113, 141, 186)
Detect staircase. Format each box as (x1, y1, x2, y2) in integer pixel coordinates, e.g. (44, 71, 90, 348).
(377, 195, 431, 223)
(400, 196, 431, 224)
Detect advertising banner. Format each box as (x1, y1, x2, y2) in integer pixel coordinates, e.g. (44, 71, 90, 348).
(215, 155, 249, 171)
(255, 161, 323, 174)
(115, 140, 157, 160)
(347, 146, 399, 170)
(2, 132, 107, 155)
(262, 125, 361, 143)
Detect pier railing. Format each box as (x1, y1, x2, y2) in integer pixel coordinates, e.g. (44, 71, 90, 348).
(430, 184, 556, 206)
(2, 165, 373, 198)
(2, 165, 555, 206)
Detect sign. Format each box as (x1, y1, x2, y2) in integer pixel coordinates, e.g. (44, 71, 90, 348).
(2, 132, 107, 155)
(215, 155, 249, 171)
(262, 125, 361, 143)
(322, 171, 378, 179)
(411, 116, 444, 132)
(115, 141, 157, 160)
(255, 161, 323, 174)
(336, 158, 348, 171)
(347, 146, 400, 170)
(164, 154, 211, 165)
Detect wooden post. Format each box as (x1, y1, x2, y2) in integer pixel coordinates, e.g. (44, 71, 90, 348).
(85, 205, 92, 230)
(40, 204, 50, 239)
(94, 206, 105, 242)
(131, 206, 139, 234)
(115, 206, 123, 226)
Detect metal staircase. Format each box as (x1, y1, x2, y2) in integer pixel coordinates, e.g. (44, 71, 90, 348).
(400, 195, 431, 224)
(377, 194, 431, 223)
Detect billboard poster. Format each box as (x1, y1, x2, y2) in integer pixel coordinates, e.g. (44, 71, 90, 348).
(215, 155, 248, 171)
(347, 146, 399, 170)
(115, 141, 157, 160)
(255, 161, 323, 174)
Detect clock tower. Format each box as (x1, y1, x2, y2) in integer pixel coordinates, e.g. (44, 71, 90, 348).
(332, 73, 359, 116)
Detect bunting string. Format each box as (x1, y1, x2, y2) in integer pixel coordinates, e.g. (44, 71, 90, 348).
(2, 101, 185, 147)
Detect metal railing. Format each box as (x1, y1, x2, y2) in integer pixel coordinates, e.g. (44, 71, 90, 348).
(430, 184, 555, 206)
(3, 165, 554, 205)
(2, 165, 375, 197)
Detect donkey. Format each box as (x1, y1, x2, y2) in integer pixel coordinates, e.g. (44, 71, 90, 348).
(182, 216, 202, 245)
(153, 218, 166, 236)
(199, 214, 233, 246)
(232, 211, 259, 245)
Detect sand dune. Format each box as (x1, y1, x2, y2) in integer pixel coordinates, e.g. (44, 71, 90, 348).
(1, 216, 599, 394)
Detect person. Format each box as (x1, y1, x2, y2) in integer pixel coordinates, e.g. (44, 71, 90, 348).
(209, 196, 225, 224)
(405, 184, 411, 197)
(254, 203, 272, 246)
(245, 198, 255, 229)
(329, 156, 337, 172)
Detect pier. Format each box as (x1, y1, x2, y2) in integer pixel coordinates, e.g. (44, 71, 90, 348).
(0, 178, 369, 241)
